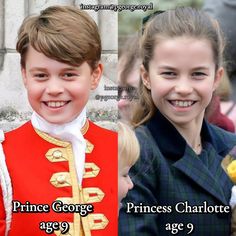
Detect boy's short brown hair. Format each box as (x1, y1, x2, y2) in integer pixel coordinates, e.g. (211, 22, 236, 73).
(16, 5, 101, 69)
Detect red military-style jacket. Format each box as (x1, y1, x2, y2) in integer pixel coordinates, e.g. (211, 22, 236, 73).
(0, 120, 117, 236)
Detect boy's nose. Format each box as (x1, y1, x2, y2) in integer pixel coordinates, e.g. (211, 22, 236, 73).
(46, 78, 64, 95)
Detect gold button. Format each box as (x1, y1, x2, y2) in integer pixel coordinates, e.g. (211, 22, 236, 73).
(50, 172, 71, 188)
(53, 150, 63, 159)
(57, 175, 66, 184)
(46, 148, 68, 162)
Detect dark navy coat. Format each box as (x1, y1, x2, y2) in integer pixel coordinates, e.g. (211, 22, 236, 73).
(119, 111, 236, 236)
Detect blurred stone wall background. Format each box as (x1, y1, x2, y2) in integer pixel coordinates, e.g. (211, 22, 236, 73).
(0, 0, 118, 131)
(118, 0, 203, 52)
(0, 0, 206, 131)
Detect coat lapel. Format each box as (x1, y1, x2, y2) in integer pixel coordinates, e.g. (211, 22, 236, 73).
(173, 145, 231, 205)
(147, 110, 236, 205)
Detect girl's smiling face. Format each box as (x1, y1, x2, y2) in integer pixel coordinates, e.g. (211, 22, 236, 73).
(141, 36, 223, 128)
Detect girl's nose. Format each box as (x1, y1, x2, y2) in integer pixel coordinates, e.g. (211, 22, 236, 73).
(174, 77, 193, 95)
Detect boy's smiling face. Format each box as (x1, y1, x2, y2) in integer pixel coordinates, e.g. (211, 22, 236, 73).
(22, 46, 102, 124)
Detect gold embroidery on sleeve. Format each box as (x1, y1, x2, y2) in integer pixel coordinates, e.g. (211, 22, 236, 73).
(88, 214, 109, 230)
(83, 163, 100, 178)
(85, 140, 94, 153)
(83, 188, 105, 203)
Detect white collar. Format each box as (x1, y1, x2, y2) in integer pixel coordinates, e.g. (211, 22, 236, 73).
(31, 108, 87, 184)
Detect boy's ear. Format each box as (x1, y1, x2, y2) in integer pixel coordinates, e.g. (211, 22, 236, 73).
(91, 63, 103, 90)
(140, 64, 151, 90)
(213, 66, 224, 91)
(21, 67, 27, 88)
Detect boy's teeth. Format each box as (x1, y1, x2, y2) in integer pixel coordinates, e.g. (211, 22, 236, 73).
(172, 100, 194, 107)
(46, 101, 67, 108)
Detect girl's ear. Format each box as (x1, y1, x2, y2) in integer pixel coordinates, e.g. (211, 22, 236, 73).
(140, 64, 151, 90)
(91, 63, 103, 90)
(213, 67, 224, 91)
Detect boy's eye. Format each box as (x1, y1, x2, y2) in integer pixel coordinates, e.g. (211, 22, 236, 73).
(63, 73, 78, 78)
(34, 73, 48, 79)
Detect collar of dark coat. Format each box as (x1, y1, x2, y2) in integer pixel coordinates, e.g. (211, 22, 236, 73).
(146, 110, 236, 160)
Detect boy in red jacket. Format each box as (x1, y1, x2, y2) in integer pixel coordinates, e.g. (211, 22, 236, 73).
(0, 5, 117, 236)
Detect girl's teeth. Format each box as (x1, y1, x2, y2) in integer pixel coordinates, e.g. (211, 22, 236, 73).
(172, 100, 194, 107)
(46, 101, 67, 108)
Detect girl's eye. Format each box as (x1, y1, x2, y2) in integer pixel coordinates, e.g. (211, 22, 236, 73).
(160, 71, 176, 79)
(192, 72, 207, 79)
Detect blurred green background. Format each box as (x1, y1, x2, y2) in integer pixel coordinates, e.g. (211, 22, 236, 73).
(118, 0, 204, 51)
